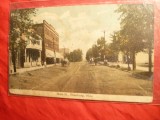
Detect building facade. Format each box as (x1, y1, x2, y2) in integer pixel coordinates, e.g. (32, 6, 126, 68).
(9, 20, 62, 73)
(24, 33, 42, 68)
(34, 20, 63, 65)
(9, 31, 42, 74)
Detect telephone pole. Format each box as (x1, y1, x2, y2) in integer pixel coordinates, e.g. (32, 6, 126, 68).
(103, 30, 106, 61)
(103, 30, 105, 41)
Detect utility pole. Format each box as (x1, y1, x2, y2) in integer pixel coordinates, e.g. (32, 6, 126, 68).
(63, 45, 65, 59)
(53, 38, 56, 65)
(103, 30, 105, 41)
(103, 30, 106, 61)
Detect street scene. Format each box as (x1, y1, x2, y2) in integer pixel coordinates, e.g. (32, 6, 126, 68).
(9, 61, 152, 96)
(9, 4, 154, 100)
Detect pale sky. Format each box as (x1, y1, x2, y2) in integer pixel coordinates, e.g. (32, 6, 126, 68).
(32, 4, 121, 57)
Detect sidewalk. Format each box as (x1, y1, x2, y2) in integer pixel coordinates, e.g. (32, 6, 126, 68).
(11, 64, 61, 74)
(108, 62, 153, 72)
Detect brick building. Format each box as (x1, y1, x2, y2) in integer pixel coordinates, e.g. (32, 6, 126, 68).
(34, 20, 63, 65)
(9, 20, 62, 73)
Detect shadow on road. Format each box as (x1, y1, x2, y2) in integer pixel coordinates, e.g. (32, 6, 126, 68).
(130, 71, 153, 81)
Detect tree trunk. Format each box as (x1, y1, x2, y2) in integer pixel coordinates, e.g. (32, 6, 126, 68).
(148, 43, 152, 75)
(127, 52, 131, 71)
(11, 48, 17, 73)
(132, 51, 136, 70)
(20, 48, 25, 68)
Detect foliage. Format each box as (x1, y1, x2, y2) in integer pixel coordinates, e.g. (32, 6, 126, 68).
(86, 44, 100, 61)
(9, 8, 37, 72)
(86, 36, 119, 62)
(92, 44, 99, 59)
(67, 49, 83, 62)
(86, 48, 93, 61)
(108, 31, 121, 62)
(115, 4, 154, 70)
(97, 37, 107, 61)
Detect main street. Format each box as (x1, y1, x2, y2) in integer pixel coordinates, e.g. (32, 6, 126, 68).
(9, 61, 152, 96)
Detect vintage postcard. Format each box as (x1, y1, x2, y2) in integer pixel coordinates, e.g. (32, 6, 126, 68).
(9, 4, 154, 102)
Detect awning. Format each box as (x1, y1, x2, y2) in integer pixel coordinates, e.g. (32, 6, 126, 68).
(55, 52, 63, 59)
(46, 49, 63, 59)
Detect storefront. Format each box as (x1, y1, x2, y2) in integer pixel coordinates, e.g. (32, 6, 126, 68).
(24, 36, 42, 67)
(46, 49, 63, 64)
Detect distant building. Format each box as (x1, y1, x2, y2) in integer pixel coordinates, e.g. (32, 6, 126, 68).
(33, 20, 63, 64)
(118, 50, 154, 64)
(59, 48, 70, 57)
(136, 51, 154, 64)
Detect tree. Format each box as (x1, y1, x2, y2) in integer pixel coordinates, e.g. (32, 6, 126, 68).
(110, 31, 132, 70)
(97, 37, 106, 61)
(9, 8, 37, 72)
(116, 5, 154, 71)
(92, 44, 99, 59)
(86, 48, 93, 61)
(108, 32, 121, 62)
(86, 44, 100, 62)
(141, 5, 154, 74)
(68, 49, 83, 62)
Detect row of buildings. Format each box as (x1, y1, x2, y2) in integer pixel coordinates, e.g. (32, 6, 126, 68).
(9, 20, 67, 73)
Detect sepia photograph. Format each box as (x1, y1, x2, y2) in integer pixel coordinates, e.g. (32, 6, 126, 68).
(9, 4, 154, 102)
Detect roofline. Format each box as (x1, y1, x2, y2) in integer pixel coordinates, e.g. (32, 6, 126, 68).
(43, 20, 59, 37)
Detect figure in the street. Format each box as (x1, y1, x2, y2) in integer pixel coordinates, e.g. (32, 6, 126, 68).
(104, 59, 108, 66)
(61, 58, 70, 67)
(94, 58, 98, 66)
(89, 58, 94, 64)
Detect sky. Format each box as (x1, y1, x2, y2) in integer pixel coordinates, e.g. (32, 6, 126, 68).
(32, 4, 121, 58)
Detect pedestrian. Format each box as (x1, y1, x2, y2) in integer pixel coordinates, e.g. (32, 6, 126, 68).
(104, 59, 108, 66)
(94, 58, 97, 65)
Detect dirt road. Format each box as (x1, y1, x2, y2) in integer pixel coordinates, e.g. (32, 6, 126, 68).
(9, 62, 152, 96)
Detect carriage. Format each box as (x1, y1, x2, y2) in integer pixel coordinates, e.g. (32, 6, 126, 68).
(61, 58, 70, 67)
